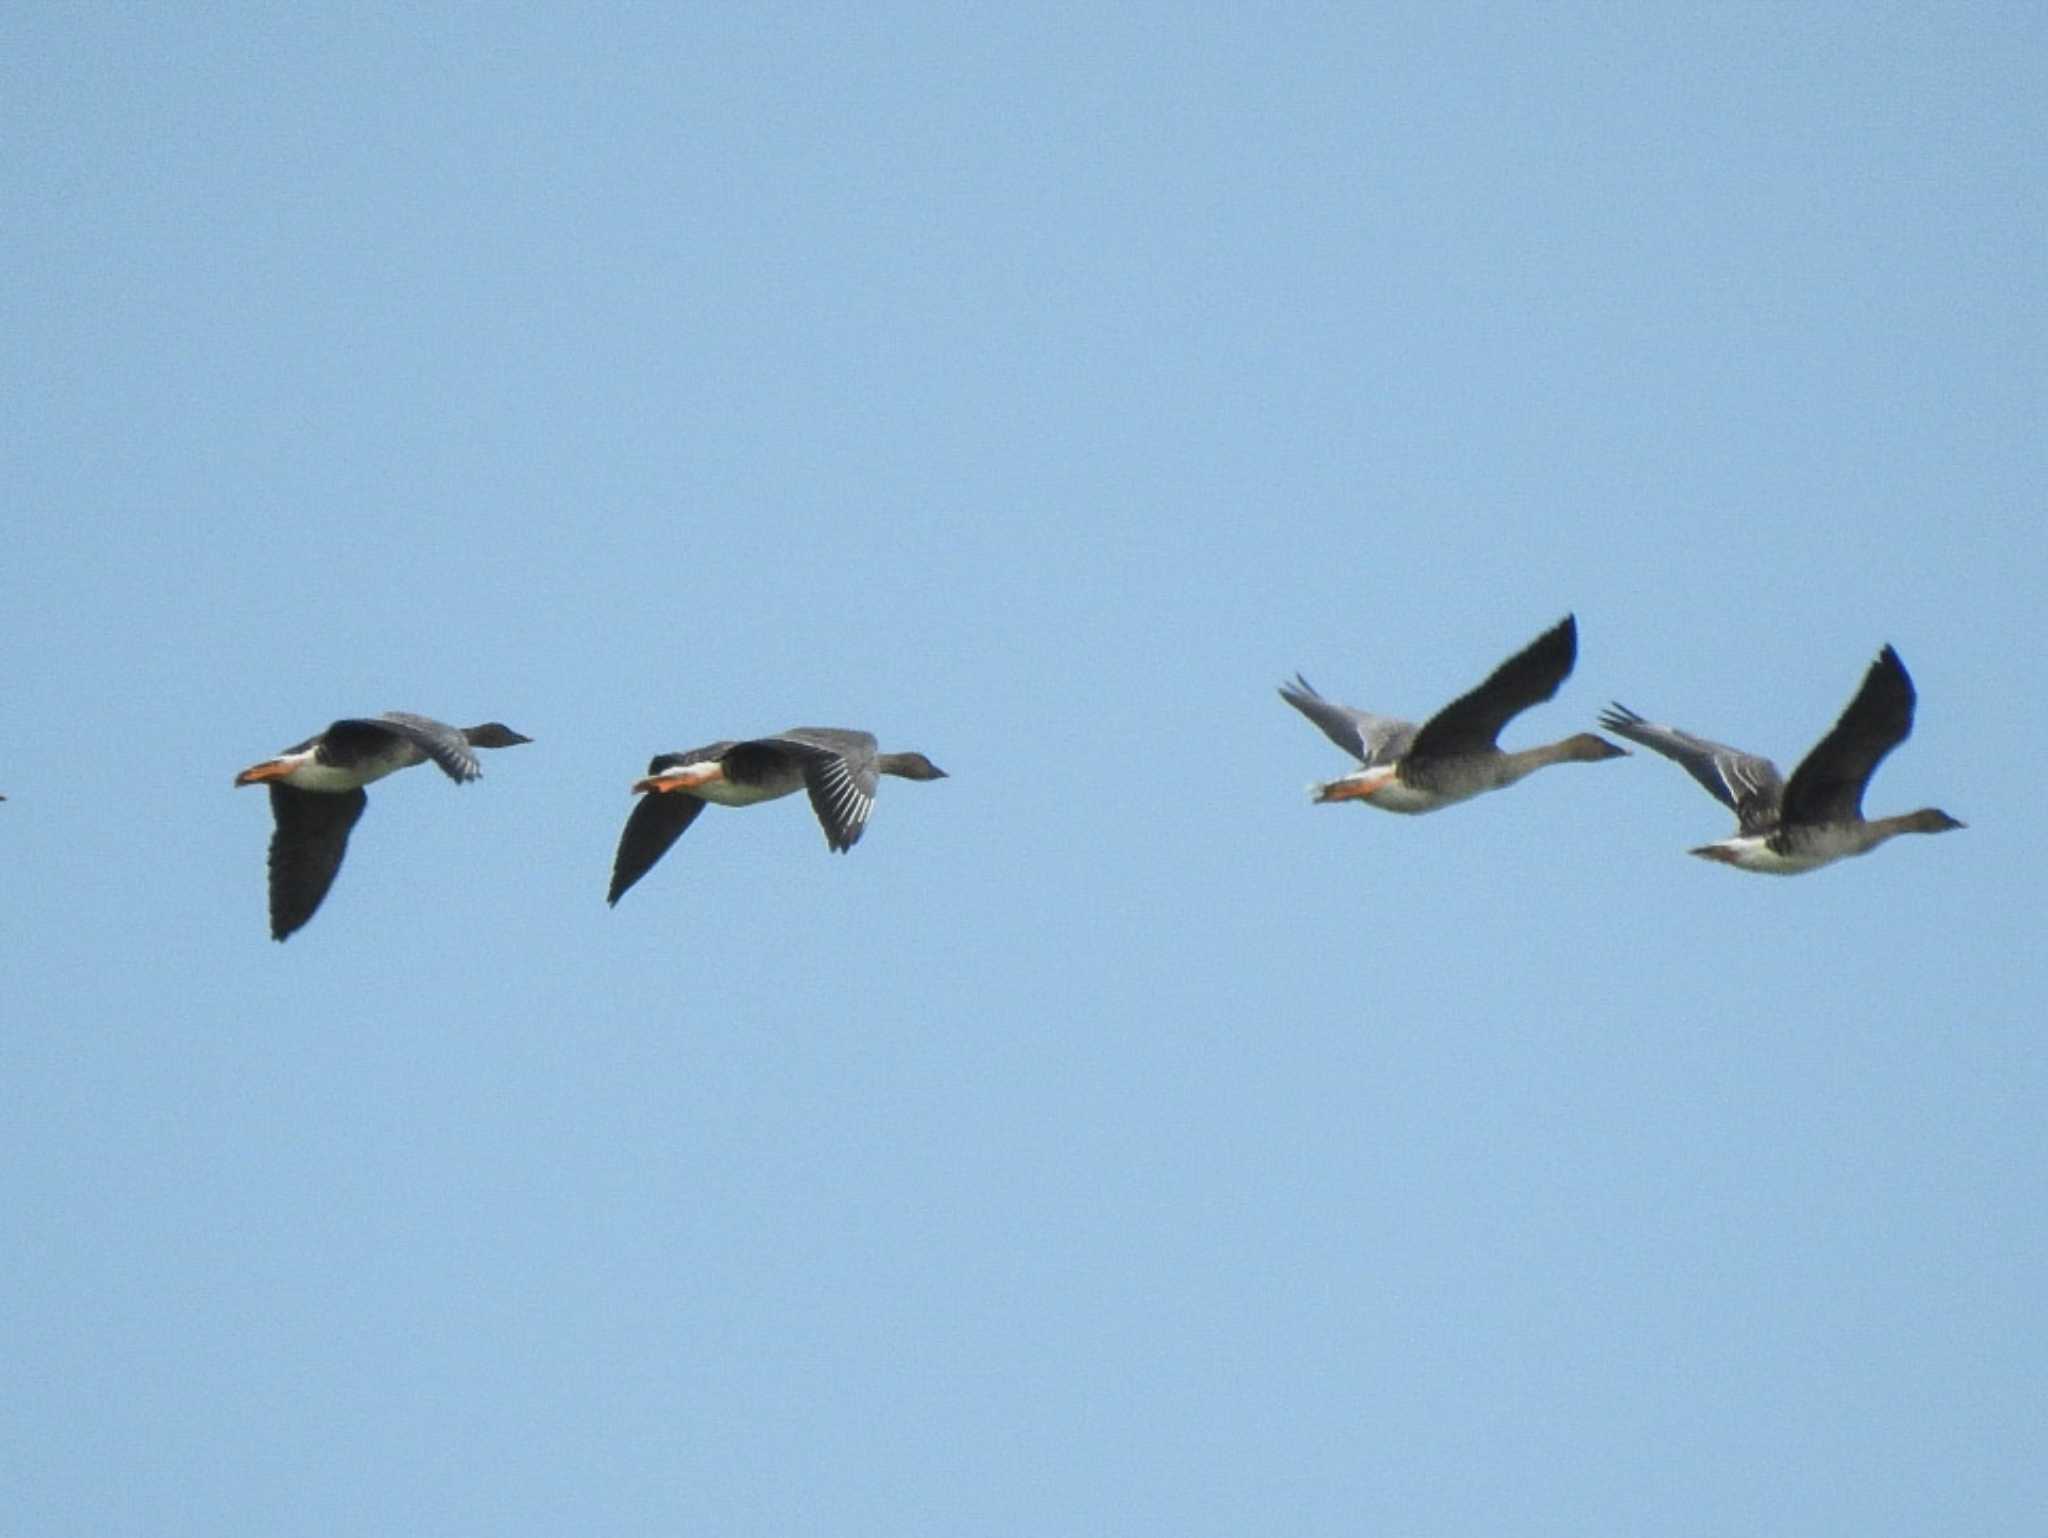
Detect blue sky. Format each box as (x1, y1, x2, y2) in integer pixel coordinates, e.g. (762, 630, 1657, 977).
(5, 6, 2042, 1533)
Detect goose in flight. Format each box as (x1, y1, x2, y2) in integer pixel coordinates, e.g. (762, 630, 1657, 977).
(1598, 644, 1961, 873)
(1280, 614, 1625, 814)
(609, 729, 946, 905)
(235, 713, 531, 939)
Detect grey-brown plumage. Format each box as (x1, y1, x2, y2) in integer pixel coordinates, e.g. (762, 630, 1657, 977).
(608, 729, 946, 905)
(1595, 704, 1783, 834)
(1280, 614, 1625, 812)
(1599, 645, 1963, 873)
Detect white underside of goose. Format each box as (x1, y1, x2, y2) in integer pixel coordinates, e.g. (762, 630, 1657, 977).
(1689, 828, 1871, 874)
(1312, 766, 1474, 815)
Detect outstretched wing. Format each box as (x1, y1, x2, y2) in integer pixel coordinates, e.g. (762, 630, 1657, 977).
(796, 748, 876, 852)
(1276, 675, 1415, 767)
(1407, 614, 1578, 762)
(1781, 646, 1916, 826)
(266, 785, 368, 940)
(607, 792, 709, 905)
(371, 712, 483, 782)
(1597, 704, 1783, 831)
(750, 731, 879, 852)
(607, 744, 733, 905)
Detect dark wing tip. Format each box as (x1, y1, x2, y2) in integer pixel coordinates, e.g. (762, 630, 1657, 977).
(1518, 614, 1578, 686)
(1546, 612, 1579, 665)
(1503, 614, 1581, 696)
(605, 857, 644, 906)
(1855, 643, 1917, 735)
(1873, 644, 1912, 699)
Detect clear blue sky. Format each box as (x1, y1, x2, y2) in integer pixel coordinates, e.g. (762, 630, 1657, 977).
(5, 6, 2042, 1534)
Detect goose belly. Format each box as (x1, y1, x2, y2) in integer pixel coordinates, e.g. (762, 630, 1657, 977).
(691, 778, 799, 809)
(286, 753, 412, 792)
(1365, 777, 1473, 815)
(1692, 834, 1842, 875)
